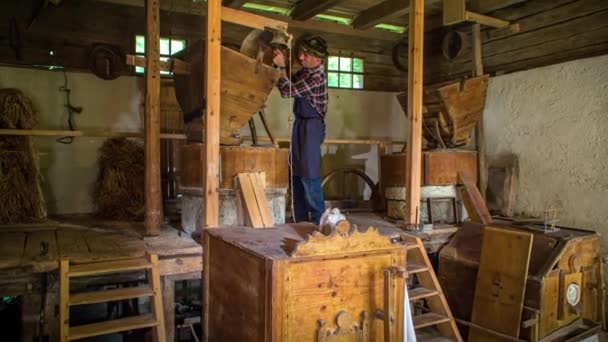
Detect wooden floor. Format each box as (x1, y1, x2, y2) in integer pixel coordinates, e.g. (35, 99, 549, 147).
(0, 214, 202, 276)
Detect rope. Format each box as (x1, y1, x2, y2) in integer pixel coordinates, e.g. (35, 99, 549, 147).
(287, 43, 296, 223)
(56, 70, 82, 144)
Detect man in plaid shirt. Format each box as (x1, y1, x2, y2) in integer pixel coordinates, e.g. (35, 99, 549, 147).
(273, 36, 328, 225)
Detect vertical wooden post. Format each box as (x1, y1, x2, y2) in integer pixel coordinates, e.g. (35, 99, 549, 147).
(377, 142, 389, 211)
(145, 0, 162, 236)
(162, 277, 175, 342)
(203, 0, 221, 229)
(405, 0, 424, 226)
(59, 259, 69, 342)
(472, 23, 487, 200)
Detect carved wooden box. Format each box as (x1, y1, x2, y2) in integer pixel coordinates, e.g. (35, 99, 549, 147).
(203, 223, 407, 341)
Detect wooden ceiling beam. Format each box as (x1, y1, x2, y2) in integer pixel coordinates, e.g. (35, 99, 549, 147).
(469, 0, 527, 14)
(222, 0, 248, 9)
(94, 0, 402, 41)
(290, 0, 346, 21)
(353, 0, 411, 30)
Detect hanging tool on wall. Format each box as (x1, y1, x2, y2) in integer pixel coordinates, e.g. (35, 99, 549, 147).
(56, 70, 83, 144)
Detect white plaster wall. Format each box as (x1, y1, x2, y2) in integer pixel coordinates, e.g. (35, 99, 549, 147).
(0, 66, 142, 214)
(0, 65, 406, 213)
(484, 54, 608, 249)
(243, 88, 407, 198)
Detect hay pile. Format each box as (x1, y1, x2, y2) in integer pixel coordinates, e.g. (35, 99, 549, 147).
(93, 137, 145, 220)
(0, 88, 47, 224)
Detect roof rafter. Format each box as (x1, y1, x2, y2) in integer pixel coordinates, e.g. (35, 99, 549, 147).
(353, 0, 410, 30)
(93, 0, 402, 41)
(290, 0, 346, 21)
(222, 0, 248, 9)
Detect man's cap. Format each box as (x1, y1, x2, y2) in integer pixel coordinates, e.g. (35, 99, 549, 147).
(300, 36, 328, 58)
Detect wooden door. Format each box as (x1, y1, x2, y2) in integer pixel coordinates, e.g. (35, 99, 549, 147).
(280, 250, 405, 341)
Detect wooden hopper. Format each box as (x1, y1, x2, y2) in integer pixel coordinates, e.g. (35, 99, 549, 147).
(173, 39, 280, 145)
(397, 75, 489, 147)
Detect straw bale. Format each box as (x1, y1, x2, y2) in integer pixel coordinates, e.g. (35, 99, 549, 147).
(0, 88, 46, 224)
(93, 137, 145, 220)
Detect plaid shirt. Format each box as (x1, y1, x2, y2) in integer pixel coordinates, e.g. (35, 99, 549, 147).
(277, 64, 328, 117)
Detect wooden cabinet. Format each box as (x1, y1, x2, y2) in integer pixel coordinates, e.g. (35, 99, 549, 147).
(204, 224, 407, 341)
(439, 222, 604, 340)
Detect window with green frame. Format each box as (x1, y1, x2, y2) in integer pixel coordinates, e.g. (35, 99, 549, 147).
(327, 56, 364, 89)
(134, 35, 186, 75)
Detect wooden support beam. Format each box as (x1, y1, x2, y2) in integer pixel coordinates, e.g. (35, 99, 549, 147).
(469, 0, 527, 14)
(353, 0, 410, 30)
(162, 278, 175, 342)
(93, 0, 399, 41)
(0, 128, 186, 139)
(472, 23, 488, 200)
(465, 11, 510, 28)
(290, 0, 345, 21)
(222, 6, 288, 31)
(125, 54, 190, 74)
(203, 0, 221, 229)
(145, 0, 161, 237)
(222, 0, 247, 9)
(443, 0, 512, 28)
(404, 0, 424, 226)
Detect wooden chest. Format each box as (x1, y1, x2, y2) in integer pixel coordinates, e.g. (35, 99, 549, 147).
(381, 150, 478, 187)
(439, 222, 604, 340)
(203, 224, 407, 341)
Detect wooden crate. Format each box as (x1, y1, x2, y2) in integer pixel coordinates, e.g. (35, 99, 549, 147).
(204, 224, 407, 341)
(438, 222, 604, 340)
(397, 75, 489, 147)
(180, 145, 288, 189)
(381, 150, 477, 187)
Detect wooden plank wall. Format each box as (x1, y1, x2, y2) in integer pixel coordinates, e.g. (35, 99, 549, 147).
(0, 1, 606, 91)
(425, 0, 608, 82)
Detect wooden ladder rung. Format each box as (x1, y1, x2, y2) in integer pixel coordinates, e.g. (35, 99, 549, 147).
(413, 312, 451, 329)
(69, 314, 159, 340)
(69, 258, 152, 277)
(406, 263, 429, 274)
(404, 242, 420, 251)
(69, 287, 155, 306)
(408, 287, 439, 301)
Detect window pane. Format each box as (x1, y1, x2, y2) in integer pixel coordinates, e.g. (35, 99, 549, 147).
(339, 57, 352, 72)
(328, 72, 339, 87)
(135, 35, 145, 54)
(136, 66, 144, 74)
(339, 73, 352, 88)
(353, 74, 364, 89)
(328, 56, 339, 71)
(160, 38, 170, 55)
(160, 57, 170, 75)
(353, 58, 364, 73)
(171, 40, 186, 55)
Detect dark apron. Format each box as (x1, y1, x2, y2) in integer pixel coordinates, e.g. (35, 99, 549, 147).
(291, 97, 325, 178)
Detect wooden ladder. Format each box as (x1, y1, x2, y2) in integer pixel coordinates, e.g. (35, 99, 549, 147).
(402, 234, 463, 341)
(59, 253, 166, 342)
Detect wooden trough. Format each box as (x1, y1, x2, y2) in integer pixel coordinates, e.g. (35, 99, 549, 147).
(397, 75, 489, 147)
(173, 39, 280, 145)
